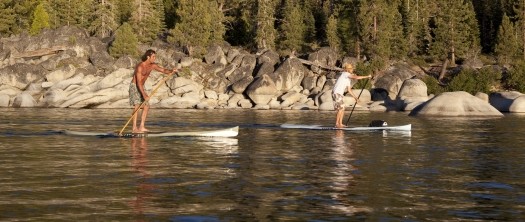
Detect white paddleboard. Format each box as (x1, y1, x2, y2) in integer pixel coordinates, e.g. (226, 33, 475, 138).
(63, 126, 239, 138)
(280, 124, 411, 131)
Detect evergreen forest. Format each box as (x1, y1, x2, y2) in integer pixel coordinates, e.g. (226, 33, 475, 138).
(1, 0, 525, 93)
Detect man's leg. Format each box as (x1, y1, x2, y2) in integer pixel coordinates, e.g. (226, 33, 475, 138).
(138, 105, 150, 132)
(132, 105, 140, 133)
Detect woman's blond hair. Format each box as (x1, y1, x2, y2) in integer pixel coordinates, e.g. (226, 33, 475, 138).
(343, 63, 353, 71)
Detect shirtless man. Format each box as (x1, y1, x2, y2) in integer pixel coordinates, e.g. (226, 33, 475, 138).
(129, 49, 177, 133)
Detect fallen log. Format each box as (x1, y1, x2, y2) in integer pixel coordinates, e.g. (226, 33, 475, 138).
(12, 45, 67, 59)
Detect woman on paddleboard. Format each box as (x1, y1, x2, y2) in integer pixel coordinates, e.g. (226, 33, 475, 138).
(129, 49, 177, 133)
(332, 63, 371, 128)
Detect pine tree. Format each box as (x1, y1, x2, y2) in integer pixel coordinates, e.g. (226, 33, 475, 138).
(429, 0, 481, 64)
(255, 0, 278, 50)
(30, 2, 50, 35)
(513, 0, 525, 61)
(130, 0, 165, 43)
(398, 0, 435, 56)
(116, 0, 133, 23)
(110, 22, 139, 58)
(0, 0, 16, 37)
(495, 13, 520, 64)
(12, 0, 39, 34)
(73, 0, 94, 29)
(222, 0, 256, 47)
(472, 0, 504, 53)
(356, 0, 406, 61)
(326, 13, 341, 53)
(337, 0, 361, 57)
(89, 0, 118, 38)
(168, 0, 225, 57)
(278, 0, 306, 54)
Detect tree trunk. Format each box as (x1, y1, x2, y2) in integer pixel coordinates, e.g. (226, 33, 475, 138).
(356, 41, 361, 60)
(438, 58, 449, 82)
(450, 46, 455, 66)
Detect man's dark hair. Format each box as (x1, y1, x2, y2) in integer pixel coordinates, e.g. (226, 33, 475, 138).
(141, 49, 156, 61)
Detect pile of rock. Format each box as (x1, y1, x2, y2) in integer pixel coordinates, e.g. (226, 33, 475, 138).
(1, 26, 524, 117)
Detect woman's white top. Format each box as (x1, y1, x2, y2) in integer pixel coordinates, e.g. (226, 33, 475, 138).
(333, 71, 352, 95)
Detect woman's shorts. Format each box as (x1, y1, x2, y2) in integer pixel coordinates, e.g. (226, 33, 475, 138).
(332, 93, 345, 110)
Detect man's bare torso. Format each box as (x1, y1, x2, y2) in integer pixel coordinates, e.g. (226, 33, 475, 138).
(133, 62, 157, 85)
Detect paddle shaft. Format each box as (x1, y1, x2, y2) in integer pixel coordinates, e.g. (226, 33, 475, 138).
(118, 72, 176, 135)
(345, 78, 369, 126)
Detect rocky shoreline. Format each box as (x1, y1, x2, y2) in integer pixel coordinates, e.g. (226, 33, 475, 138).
(0, 26, 523, 116)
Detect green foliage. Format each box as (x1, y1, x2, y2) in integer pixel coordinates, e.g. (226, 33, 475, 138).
(356, 0, 407, 61)
(0, 0, 16, 37)
(130, 0, 166, 43)
(326, 14, 341, 53)
(0, 0, 524, 70)
(168, 0, 225, 57)
(278, 1, 306, 54)
(89, 0, 118, 38)
(45, 0, 93, 29)
(429, 0, 481, 62)
(353, 59, 386, 77)
(446, 67, 501, 94)
(30, 2, 50, 35)
(422, 75, 446, 95)
(506, 61, 525, 92)
(495, 14, 520, 65)
(255, 0, 278, 50)
(109, 23, 139, 58)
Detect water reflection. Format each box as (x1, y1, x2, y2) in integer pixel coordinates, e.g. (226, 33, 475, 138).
(329, 130, 371, 215)
(196, 137, 238, 155)
(130, 137, 153, 221)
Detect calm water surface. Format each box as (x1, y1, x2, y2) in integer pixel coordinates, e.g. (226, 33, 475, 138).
(1, 108, 524, 221)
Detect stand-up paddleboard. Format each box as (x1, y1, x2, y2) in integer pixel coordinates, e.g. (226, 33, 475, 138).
(62, 126, 239, 138)
(280, 123, 411, 131)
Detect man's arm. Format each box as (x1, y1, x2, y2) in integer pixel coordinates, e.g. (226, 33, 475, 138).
(153, 64, 177, 75)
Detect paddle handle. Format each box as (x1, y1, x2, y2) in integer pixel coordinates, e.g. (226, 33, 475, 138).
(345, 78, 369, 126)
(118, 72, 176, 135)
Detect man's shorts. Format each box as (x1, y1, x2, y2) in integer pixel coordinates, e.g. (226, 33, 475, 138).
(129, 82, 146, 106)
(332, 93, 345, 110)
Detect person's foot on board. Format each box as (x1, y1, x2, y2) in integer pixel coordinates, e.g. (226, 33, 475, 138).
(137, 127, 149, 133)
(335, 124, 347, 128)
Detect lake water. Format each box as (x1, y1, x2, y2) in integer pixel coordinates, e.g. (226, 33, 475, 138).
(1, 108, 524, 221)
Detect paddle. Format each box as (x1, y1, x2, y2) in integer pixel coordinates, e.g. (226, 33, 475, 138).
(118, 72, 176, 136)
(345, 77, 370, 126)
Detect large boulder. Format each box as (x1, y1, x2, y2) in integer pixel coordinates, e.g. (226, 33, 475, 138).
(489, 91, 523, 112)
(509, 95, 525, 113)
(396, 78, 428, 111)
(0, 94, 10, 107)
(204, 45, 227, 65)
(307, 47, 338, 74)
(373, 63, 418, 100)
(12, 92, 36, 108)
(227, 54, 256, 83)
(231, 75, 254, 93)
(167, 77, 204, 96)
(269, 57, 307, 92)
(409, 91, 503, 116)
(246, 74, 278, 105)
(0, 63, 46, 89)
